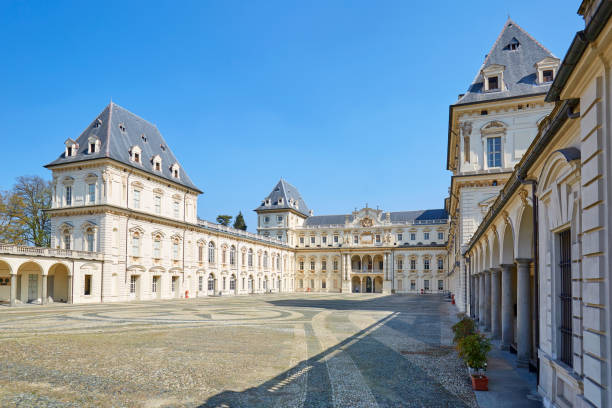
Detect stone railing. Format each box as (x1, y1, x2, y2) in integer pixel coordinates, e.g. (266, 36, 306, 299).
(299, 219, 448, 229)
(197, 219, 288, 247)
(0, 244, 104, 261)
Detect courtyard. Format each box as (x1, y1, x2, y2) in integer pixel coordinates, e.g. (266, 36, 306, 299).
(0, 294, 476, 407)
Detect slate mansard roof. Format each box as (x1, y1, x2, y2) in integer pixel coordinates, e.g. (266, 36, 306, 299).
(303, 209, 448, 227)
(45, 102, 201, 192)
(255, 179, 311, 217)
(455, 19, 557, 105)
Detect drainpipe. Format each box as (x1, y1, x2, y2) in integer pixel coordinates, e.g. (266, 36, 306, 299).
(518, 175, 539, 384)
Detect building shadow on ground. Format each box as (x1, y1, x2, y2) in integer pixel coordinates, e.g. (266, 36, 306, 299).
(198, 295, 474, 408)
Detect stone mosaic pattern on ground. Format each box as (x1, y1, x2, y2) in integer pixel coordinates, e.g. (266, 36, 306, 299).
(0, 294, 476, 407)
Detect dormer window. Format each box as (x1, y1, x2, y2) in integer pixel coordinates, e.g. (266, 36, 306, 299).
(505, 37, 520, 51)
(130, 146, 142, 163)
(93, 118, 102, 128)
(87, 136, 100, 154)
(278, 198, 283, 205)
(535, 57, 560, 85)
(118, 122, 126, 132)
(482, 64, 505, 92)
(170, 163, 180, 179)
(152, 155, 162, 172)
(64, 138, 78, 157)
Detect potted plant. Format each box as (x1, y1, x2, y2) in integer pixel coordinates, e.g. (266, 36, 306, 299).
(458, 333, 491, 391)
(451, 316, 476, 354)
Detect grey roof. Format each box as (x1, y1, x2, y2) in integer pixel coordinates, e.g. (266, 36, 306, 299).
(255, 179, 310, 217)
(455, 19, 557, 105)
(45, 102, 201, 192)
(303, 209, 448, 226)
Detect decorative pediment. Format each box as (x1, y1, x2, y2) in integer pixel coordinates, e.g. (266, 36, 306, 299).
(480, 121, 507, 136)
(350, 207, 385, 227)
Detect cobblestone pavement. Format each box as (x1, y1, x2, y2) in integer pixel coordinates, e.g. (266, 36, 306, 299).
(0, 294, 477, 408)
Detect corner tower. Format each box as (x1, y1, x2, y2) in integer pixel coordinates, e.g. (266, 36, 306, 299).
(255, 179, 310, 246)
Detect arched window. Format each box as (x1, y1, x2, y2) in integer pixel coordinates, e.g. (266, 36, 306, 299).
(208, 274, 215, 290)
(230, 274, 236, 290)
(276, 256, 281, 271)
(230, 246, 236, 265)
(63, 230, 71, 250)
(197, 242, 204, 262)
(208, 242, 215, 263)
(248, 249, 253, 267)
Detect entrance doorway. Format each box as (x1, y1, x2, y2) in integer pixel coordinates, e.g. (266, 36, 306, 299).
(28, 274, 38, 302)
(365, 276, 372, 293)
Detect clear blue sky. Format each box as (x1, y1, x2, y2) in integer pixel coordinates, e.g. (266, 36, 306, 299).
(0, 0, 583, 231)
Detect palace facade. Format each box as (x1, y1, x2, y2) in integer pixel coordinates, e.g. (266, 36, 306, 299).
(446, 2, 612, 407)
(0, 102, 448, 307)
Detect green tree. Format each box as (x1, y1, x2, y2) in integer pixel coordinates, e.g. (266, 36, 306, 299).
(233, 211, 247, 231)
(216, 214, 232, 226)
(0, 176, 51, 247)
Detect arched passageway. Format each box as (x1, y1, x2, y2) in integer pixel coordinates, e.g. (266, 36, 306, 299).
(351, 276, 361, 293)
(48, 263, 70, 303)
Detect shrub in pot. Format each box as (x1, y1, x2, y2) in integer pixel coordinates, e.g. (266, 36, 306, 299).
(451, 317, 476, 354)
(458, 333, 491, 391)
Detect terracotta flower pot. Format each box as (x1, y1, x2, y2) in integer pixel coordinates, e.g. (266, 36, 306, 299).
(471, 374, 488, 391)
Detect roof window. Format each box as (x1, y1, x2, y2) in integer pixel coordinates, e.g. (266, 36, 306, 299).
(93, 118, 102, 128)
(118, 122, 126, 132)
(141, 134, 147, 142)
(130, 145, 142, 164)
(64, 138, 78, 158)
(160, 144, 166, 151)
(504, 37, 520, 51)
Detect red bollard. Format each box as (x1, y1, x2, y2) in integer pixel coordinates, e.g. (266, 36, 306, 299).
(185, 290, 189, 299)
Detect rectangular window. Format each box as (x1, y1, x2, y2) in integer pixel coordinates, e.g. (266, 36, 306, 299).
(299, 236, 304, 244)
(299, 261, 304, 270)
(84, 274, 92, 295)
(410, 233, 416, 241)
(398, 259, 403, 270)
(424, 259, 430, 270)
(130, 275, 137, 294)
(438, 259, 444, 270)
(154, 195, 161, 214)
(424, 279, 430, 291)
(153, 240, 161, 258)
(63, 233, 71, 250)
(172, 277, 177, 292)
(333, 260, 338, 271)
(152, 276, 159, 293)
(198, 245, 203, 262)
(397, 233, 403, 241)
(559, 229, 573, 367)
(353, 235, 359, 244)
(88, 183, 95, 203)
(375, 234, 381, 243)
(172, 242, 179, 259)
(65, 186, 72, 206)
(230, 278, 236, 290)
(198, 276, 203, 291)
(322, 280, 326, 289)
(488, 76, 499, 90)
(133, 189, 140, 209)
(277, 235, 282, 241)
(322, 236, 327, 244)
(438, 232, 444, 240)
(173, 201, 180, 218)
(310, 261, 315, 270)
(487, 137, 502, 168)
(543, 69, 554, 82)
(410, 259, 416, 270)
(410, 280, 416, 291)
(424, 232, 430, 240)
(310, 236, 315, 244)
(208, 277, 214, 291)
(132, 236, 140, 257)
(438, 280, 443, 291)
(86, 233, 94, 252)
(322, 260, 327, 270)
(334, 235, 339, 243)
(277, 215, 283, 222)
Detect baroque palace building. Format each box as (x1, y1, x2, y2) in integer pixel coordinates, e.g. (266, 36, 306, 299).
(0, 102, 449, 307)
(446, 1, 612, 408)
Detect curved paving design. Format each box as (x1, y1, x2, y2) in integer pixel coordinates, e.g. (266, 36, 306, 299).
(0, 294, 476, 407)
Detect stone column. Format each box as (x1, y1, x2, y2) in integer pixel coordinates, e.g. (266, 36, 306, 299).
(42, 274, 48, 305)
(478, 272, 485, 328)
(473, 275, 479, 321)
(516, 259, 532, 367)
(10, 273, 17, 307)
(500, 264, 514, 350)
(484, 270, 492, 331)
(68, 274, 73, 304)
(490, 267, 501, 339)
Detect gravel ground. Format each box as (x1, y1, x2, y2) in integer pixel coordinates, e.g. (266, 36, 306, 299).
(0, 293, 476, 407)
